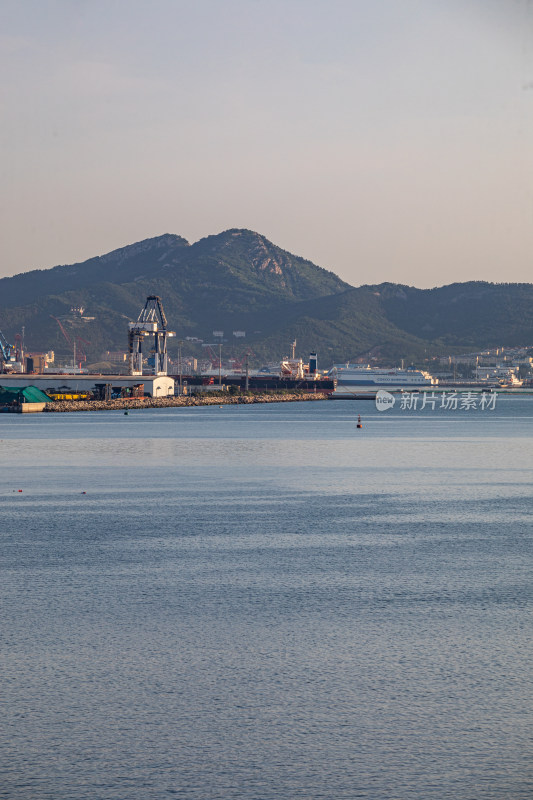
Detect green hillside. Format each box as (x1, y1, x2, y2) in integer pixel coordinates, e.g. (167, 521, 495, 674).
(0, 229, 532, 368)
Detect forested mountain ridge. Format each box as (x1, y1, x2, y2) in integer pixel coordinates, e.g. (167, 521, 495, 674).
(1, 229, 532, 365)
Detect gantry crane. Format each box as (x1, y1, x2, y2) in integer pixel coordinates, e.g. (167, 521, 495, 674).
(0, 329, 15, 371)
(128, 295, 175, 376)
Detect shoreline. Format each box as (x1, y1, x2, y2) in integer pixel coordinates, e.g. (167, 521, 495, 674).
(42, 392, 329, 412)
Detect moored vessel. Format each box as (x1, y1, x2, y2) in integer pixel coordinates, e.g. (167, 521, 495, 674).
(328, 364, 437, 387)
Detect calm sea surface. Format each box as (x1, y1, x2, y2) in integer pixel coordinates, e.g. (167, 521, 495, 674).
(1, 397, 532, 800)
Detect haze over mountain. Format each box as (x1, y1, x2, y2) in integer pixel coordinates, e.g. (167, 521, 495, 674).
(1, 229, 532, 368)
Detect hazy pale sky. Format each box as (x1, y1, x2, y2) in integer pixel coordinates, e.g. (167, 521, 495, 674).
(1, 0, 532, 287)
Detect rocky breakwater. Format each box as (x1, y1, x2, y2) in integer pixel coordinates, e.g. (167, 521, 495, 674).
(44, 393, 328, 412)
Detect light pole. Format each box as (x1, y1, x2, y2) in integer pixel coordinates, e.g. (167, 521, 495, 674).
(218, 342, 222, 386)
(177, 340, 183, 395)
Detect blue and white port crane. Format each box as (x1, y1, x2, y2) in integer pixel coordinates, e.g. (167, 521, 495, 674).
(128, 295, 175, 376)
(0, 329, 15, 371)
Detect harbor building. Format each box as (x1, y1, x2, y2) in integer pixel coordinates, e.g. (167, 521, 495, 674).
(0, 373, 175, 397)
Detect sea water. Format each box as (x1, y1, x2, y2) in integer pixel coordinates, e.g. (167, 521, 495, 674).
(1, 398, 532, 800)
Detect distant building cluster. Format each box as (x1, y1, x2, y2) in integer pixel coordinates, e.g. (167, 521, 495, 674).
(438, 345, 533, 366)
(433, 345, 533, 386)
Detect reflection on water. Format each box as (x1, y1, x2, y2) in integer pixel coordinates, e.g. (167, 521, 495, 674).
(1, 399, 532, 799)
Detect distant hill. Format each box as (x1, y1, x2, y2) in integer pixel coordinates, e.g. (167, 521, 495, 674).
(0, 229, 532, 367)
(375, 281, 533, 348)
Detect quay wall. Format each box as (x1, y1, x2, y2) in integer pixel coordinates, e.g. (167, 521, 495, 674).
(44, 393, 328, 412)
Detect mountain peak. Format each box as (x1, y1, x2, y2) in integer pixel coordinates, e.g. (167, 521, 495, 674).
(98, 234, 189, 265)
(191, 228, 347, 291)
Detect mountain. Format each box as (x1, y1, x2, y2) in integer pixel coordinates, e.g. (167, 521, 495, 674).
(0, 234, 189, 309)
(375, 281, 533, 348)
(0, 229, 532, 367)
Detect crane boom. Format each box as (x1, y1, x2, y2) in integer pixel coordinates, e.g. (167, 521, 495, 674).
(51, 316, 91, 369)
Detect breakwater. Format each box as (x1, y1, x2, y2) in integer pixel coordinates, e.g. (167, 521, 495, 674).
(44, 392, 328, 412)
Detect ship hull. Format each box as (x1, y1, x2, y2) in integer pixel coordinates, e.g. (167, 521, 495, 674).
(330, 366, 436, 387)
(336, 378, 433, 386)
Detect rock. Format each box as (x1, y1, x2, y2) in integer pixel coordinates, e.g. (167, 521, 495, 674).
(43, 393, 328, 412)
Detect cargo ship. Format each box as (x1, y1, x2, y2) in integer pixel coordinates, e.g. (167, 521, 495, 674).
(328, 364, 437, 387)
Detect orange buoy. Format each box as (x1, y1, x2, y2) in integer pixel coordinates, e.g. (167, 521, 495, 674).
(357, 414, 362, 429)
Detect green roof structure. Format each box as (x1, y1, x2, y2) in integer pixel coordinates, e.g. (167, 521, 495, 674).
(0, 385, 51, 404)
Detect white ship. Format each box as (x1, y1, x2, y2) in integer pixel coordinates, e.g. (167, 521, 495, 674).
(328, 364, 437, 387)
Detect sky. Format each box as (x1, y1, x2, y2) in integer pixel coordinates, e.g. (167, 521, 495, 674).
(1, 0, 532, 288)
